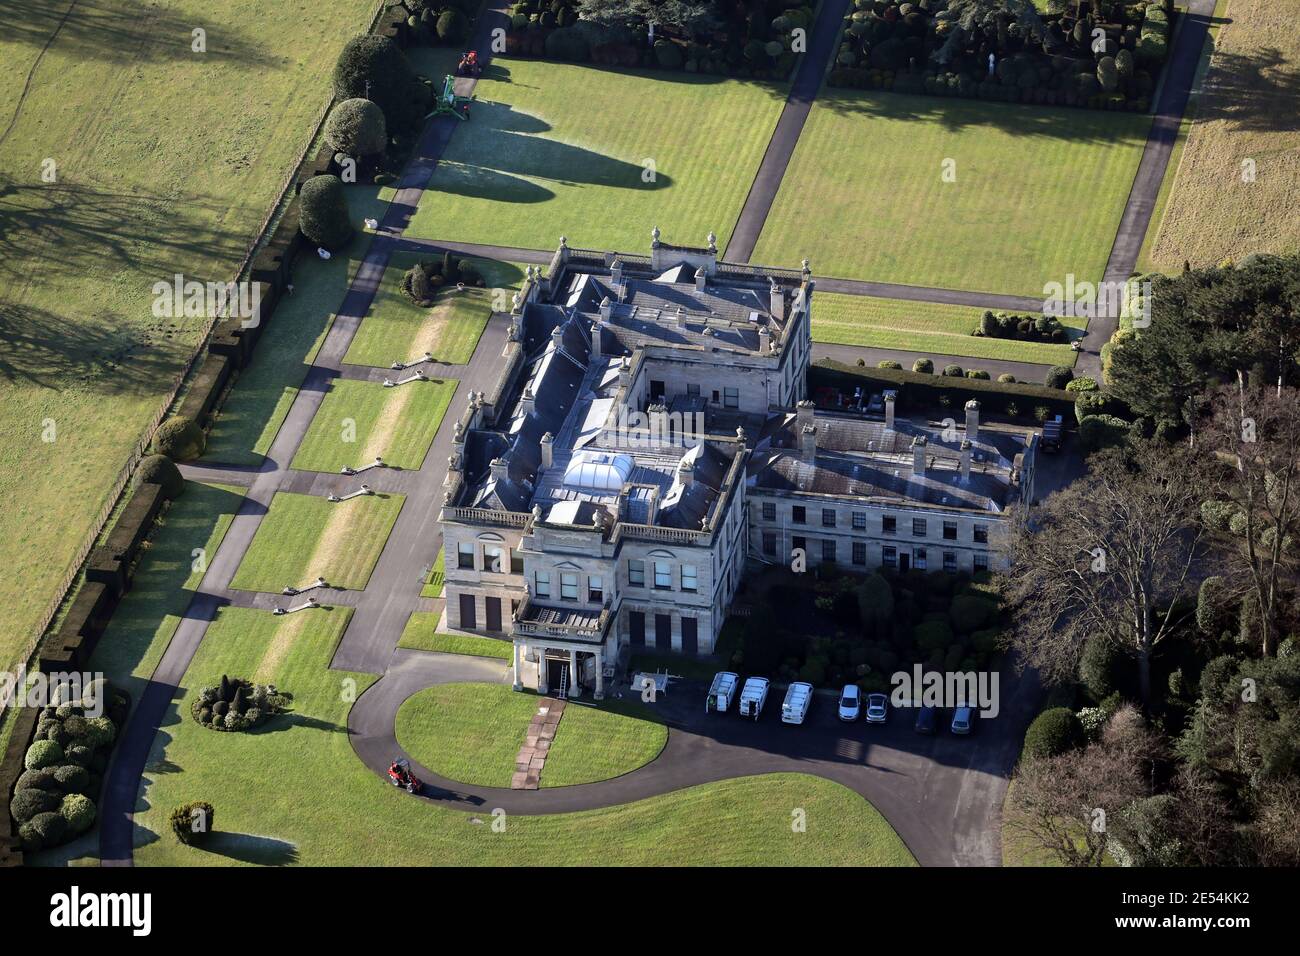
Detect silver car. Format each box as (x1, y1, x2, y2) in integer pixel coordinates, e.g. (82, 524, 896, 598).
(865, 693, 888, 724)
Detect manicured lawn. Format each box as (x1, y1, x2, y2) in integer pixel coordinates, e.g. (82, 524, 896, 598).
(419, 548, 445, 599)
(120, 607, 913, 866)
(752, 90, 1150, 296)
(290, 377, 456, 473)
(812, 293, 1079, 367)
(229, 491, 404, 593)
(1145, 0, 1297, 271)
(542, 697, 668, 788)
(397, 612, 508, 660)
(0, 0, 381, 677)
(344, 271, 485, 368)
(1000, 779, 1117, 867)
(395, 683, 667, 789)
(87, 482, 245, 703)
(395, 683, 538, 788)
(405, 59, 788, 252)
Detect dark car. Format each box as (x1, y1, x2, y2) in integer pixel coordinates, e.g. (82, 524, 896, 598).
(914, 705, 938, 735)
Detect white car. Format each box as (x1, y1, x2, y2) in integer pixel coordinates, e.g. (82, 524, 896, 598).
(865, 693, 889, 724)
(837, 684, 861, 721)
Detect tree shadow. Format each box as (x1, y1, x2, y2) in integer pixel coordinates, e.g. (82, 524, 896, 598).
(0, 0, 283, 67)
(485, 59, 791, 105)
(1193, 45, 1300, 134)
(197, 831, 300, 865)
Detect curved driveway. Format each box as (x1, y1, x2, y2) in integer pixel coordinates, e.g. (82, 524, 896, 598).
(351, 648, 1041, 866)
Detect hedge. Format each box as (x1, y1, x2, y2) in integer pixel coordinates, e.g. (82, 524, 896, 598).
(811, 360, 1077, 421)
(1022, 707, 1085, 760)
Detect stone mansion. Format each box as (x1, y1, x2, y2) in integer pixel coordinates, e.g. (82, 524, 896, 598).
(439, 232, 1038, 699)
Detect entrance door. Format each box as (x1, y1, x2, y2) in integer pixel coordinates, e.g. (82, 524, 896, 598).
(485, 596, 502, 632)
(629, 611, 645, 646)
(655, 614, 671, 651)
(459, 593, 476, 629)
(546, 658, 568, 694)
(899, 552, 910, 573)
(681, 616, 698, 655)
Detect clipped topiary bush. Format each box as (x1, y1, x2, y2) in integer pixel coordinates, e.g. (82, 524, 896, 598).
(299, 175, 354, 251)
(16, 767, 60, 792)
(191, 675, 289, 732)
(912, 358, 934, 374)
(878, 360, 903, 370)
(1022, 707, 1085, 760)
(324, 97, 388, 158)
(52, 764, 90, 795)
(19, 811, 67, 852)
(10, 788, 60, 824)
(136, 453, 184, 499)
(153, 415, 205, 462)
(436, 8, 468, 43)
(25, 739, 64, 771)
(59, 793, 96, 834)
(171, 801, 216, 845)
(333, 35, 425, 131)
(1044, 365, 1075, 389)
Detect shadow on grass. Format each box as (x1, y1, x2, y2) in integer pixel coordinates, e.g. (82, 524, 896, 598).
(0, 0, 283, 67)
(484, 59, 792, 103)
(1192, 44, 1300, 134)
(197, 831, 300, 865)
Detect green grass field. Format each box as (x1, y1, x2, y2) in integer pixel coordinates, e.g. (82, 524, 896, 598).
(394, 682, 668, 789)
(753, 90, 1150, 296)
(105, 605, 915, 866)
(229, 491, 404, 593)
(0, 0, 382, 677)
(85, 481, 244, 702)
(343, 254, 523, 368)
(813, 293, 1079, 367)
(397, 612, 508, 659)
(419, 548, 445, 599)
(404, 59, 788, 252)
(289, 377, 456, 473)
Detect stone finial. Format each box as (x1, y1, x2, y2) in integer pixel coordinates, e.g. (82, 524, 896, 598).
(801, 258, 811, 274)
(707, 230, 717, 252)
(651, 225, 661, 244)
(559, 235, 568, 248)
(532, 504, 543, 520)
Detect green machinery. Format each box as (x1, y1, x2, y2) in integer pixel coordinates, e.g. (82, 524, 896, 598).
(428, 74, 472, 121)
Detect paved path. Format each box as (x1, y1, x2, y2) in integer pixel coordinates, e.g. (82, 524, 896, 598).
(1075, 0, 1217, 377)
(98, 0, 514, 865)
(723, 0, 852, 263)
(349, 649, 1042, 866)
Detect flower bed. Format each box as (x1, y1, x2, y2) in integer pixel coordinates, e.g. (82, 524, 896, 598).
(829, 0, 1174, 111)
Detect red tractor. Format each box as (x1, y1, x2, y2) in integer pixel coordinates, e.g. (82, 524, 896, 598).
(456, 50, 481, 77)
(387, 758, 422, 794)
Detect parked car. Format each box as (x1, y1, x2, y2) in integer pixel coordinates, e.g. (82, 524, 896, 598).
(951, 706, 976, 735)
(865, 693, 888, 724)
(837, 684, 861, 722)
(781, 682, 814, 725)
(914, 705, 938, 735)
(737, 677, 770, 720)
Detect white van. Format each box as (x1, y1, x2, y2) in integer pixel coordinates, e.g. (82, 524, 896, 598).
(781, 682, 814, 725)
(737, 677, 770, 720)
(706, 672, 739, 714)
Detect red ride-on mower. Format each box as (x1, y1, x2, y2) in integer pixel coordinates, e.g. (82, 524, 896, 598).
(387, 758, 421, 794)
(456, 50, 481, 77)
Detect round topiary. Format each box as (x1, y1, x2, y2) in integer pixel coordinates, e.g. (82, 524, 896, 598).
(1065, 376, 1099, 393)
(1044, 365, 1075, 389)
(912, 358, 934, 374)
(942, 364, 964, 377)
(137, 453, 185, 499)
(878, 360, 903, 370)
(64, 743, 93, 767)
(436, 8, 468, 43)
(332, 35, 424, 132)
(299, 175, 355, 251)
(154, 415, 205, 461)
(997, 373, 1017, 384)
(324, 98, 388, 158)
(171, 801, 215, 845)
(59, 793, 96, 834)
(82, 716, 117, 749)
(10, 787, 60, 824)
(52, 764, 90, 795)
(1022, 707, 1085, 760)
(62, 714, 88, 739)
(25, 739, 64, 771)
(16, 767, 60, 792)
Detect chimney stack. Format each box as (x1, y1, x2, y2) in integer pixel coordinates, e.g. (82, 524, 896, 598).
(677, 455, 694, 486)
(619, 355, 632, 388)
(540, 432, 554, 470)
(795, 399, 815, 431)
(695, 266, 707, 293)
(490, 458, 510, 483)
(960, 439, 972, 481)
(599, 295, 613, 322)
(912, 435, 928, 477)
(675, 307, 687, 330)
(649, 403, 670, 444)
(884, 390, 896, 431)
(769, 277, 785, 321)
(965, 399, 980, 442)
(590, 321, 602, 358)
(800, 424, 818, 462)
(550, 324, 564, 351)
(759, 326, 771, 354)
(610, 260, 623, 293)
(520, 384, 535, 416)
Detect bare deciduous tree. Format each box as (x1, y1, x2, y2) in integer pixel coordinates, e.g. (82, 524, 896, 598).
(1006, 442, 1206, 708)
(1203, 381, 1300, 657)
